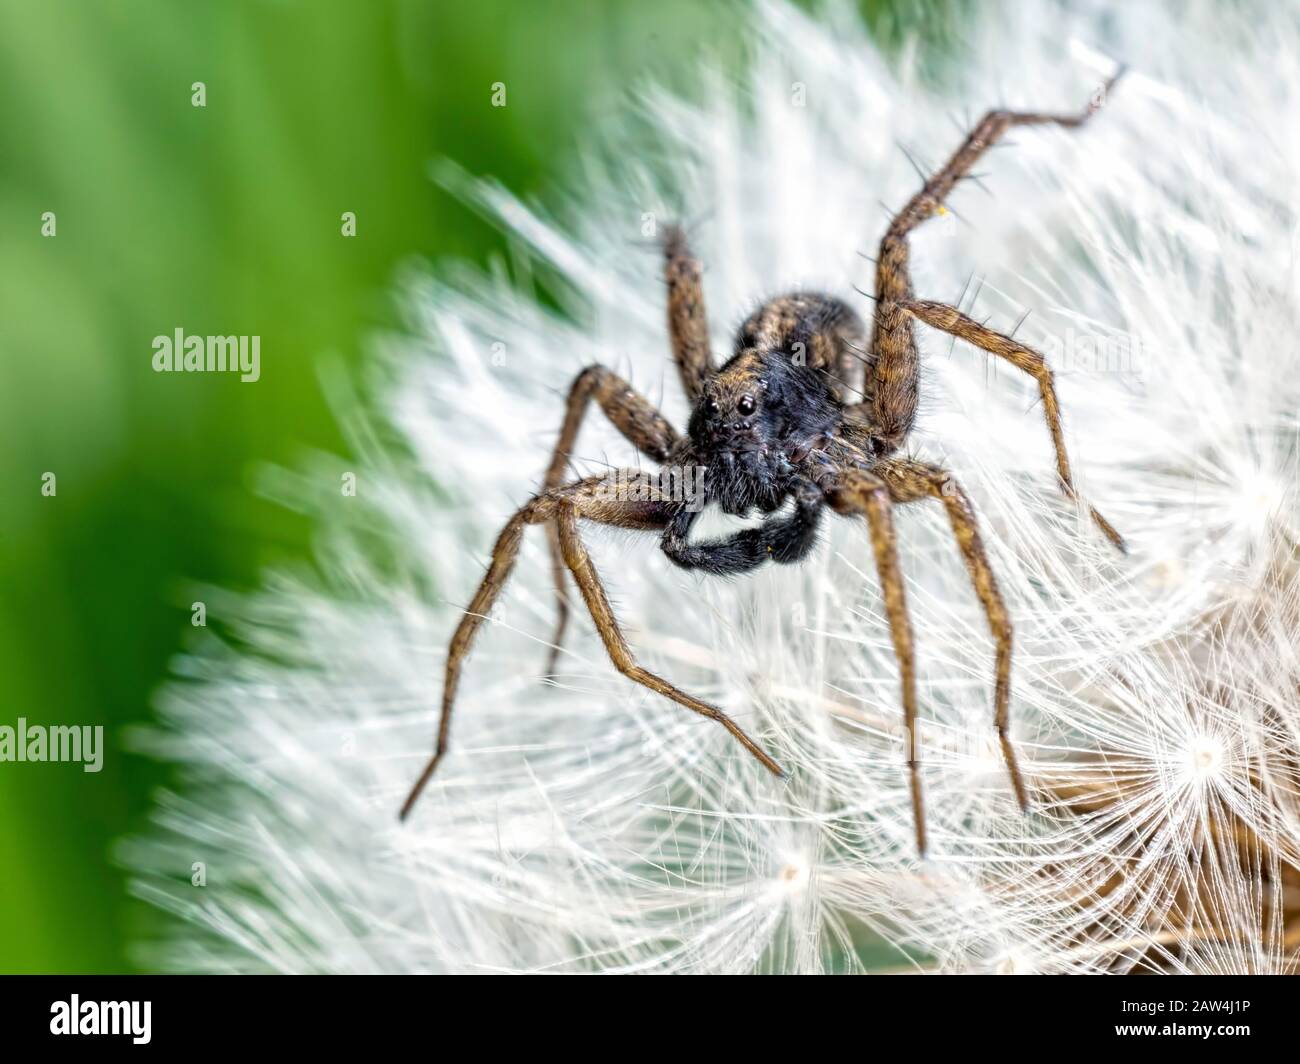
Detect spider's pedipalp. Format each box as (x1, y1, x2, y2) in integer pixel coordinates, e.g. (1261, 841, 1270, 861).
(660, 475, 826, 575)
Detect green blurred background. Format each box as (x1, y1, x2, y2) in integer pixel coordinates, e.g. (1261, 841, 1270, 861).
(0, 0, 946, 972)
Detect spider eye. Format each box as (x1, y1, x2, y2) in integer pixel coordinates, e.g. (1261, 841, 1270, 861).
(737, 395, 756, 416)
(705, 398, 720, 416)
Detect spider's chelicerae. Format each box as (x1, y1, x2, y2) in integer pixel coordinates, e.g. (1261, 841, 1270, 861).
(402, 77, 1127, 854)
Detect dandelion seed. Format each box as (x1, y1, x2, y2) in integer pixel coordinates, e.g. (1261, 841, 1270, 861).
(1184, 735, 1225, 785)
(774, 856, 810, 898)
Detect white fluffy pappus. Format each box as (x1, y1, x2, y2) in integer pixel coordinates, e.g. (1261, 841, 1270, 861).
(122, 0, 1300, 973)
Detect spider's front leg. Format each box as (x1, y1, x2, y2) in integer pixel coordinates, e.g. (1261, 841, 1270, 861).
(826, 458, 1025, 856)
(663, 223, 716, 401)
(541, 366, 681, 678)
(875, 457, 1025, 812)
(855, 73, 1127, 550)
(900, 300, 1124, 549)
(824, 469, 926, 855)
(399, 470, 782, 822)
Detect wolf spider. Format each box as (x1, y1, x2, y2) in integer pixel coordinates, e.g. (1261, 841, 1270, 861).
(401, 76, 1126, 854)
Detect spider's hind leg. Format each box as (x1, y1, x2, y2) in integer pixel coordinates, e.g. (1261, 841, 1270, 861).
(881, 70, 1124, 248)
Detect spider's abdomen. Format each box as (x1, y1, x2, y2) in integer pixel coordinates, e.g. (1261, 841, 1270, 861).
(735, 291, 873, 406)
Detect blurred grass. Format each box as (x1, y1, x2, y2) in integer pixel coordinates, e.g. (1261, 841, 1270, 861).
(0, 0, 957, 971)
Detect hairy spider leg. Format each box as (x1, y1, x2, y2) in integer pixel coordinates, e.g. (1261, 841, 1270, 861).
(399, 471, 782, 821)
(825, 469, 926, 855)
(663, 223, 716, 402)
(862, 73, 1126, 545)
(875, 457, 1025, 818)
(902, 299, 1125, 550)
(540, 367, 681, 679)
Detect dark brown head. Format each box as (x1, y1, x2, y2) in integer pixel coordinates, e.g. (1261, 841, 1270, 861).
(688, 347, 841, 513)
(689, 351, 766, 451)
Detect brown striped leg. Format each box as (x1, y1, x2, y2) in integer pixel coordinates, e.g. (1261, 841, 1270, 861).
(859, 72, 1125, 453)
(901, 299, 1124, 550)
(663, 224, 716, 401)
(541, 366, 681, 679)
(874, 458, 1028, 814)
(554, 503, 783, 780)
(399, 472, 780, 822)
(825, 469, 926, 856)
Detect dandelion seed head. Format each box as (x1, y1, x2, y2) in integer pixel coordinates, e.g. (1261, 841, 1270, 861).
(122, 0, 1300, 974)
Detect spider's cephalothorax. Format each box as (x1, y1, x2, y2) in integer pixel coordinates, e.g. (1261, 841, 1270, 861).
(402, 75, 1130, 856)
(685, 296, 857, 516)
